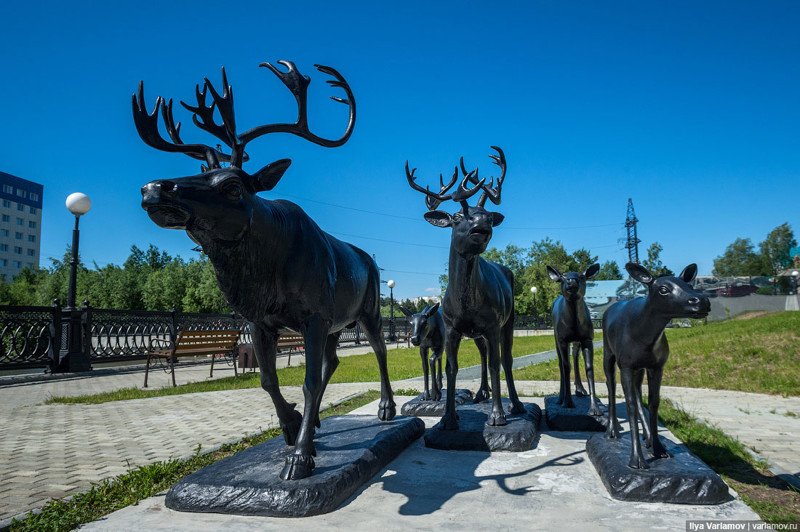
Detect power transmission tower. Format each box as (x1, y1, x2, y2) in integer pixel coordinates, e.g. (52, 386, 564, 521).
(625, 198, 641, 264)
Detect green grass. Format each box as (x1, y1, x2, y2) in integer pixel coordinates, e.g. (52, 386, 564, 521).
(11, 391, 380, 532)
(658, 399, 800, 524)
(513, 312, 800, 397)
(47, 335, 558, 404)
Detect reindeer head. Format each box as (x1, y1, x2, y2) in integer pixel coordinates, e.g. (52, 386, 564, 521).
(626, 263, 711, 319)
(134, 61, 355, 244)
(406, 147, 506, 256)
(399, 303, 440, 346)
(547, 263, 600, 302)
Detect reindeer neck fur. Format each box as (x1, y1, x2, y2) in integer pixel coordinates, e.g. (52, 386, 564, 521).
(626, 296, 671, 347)
(447, 246, 487, 311)
(559, 294, 590, 328)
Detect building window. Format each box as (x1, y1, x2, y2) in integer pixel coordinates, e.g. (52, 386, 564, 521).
(27, 249, 35, 256)
(1, 200, 9, 208)
(17, 204, 23, 211)
(28, 221, 36, 229)
(13, 247, 21, 255)
(1, 259, 7, 267)
(16, 218, 23, 225)
(1, 215, 9, 222)
(2, 185, 11, 194)
(0, 244, 7, 252)
(15, 189, 25, 198)
(28, 235, 35, 242)
(29, 207, 36, 214)
(14, 232, 21, 240)
(1, 229, 8, 237)
(30, 193, 38, 201)
(13, 261, 21, 268)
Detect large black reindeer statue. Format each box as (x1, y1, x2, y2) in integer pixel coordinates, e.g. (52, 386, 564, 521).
(603, 263, 709, 469)
(406, 147, 525, 430)
(134, 60, 395, 481)
(547, 264, 602, 416)
(400, 303, 444, 401)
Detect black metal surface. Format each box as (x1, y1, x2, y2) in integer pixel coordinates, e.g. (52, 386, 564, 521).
(135, 59, 395, 480)
(602, 263, 711, 470)
(0, 304, 57, 369)
(544, 394, 606, 432)
(400, 388, 473, 417)
(406, 146, 525, 431)
(399, 303, 444, 401)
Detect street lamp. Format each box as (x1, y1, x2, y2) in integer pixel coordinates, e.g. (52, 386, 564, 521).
(387, 279, 396, 342)
(792, 270, 799, 296)
(530, 286, 538, 327)
(62, 193, 92, 372)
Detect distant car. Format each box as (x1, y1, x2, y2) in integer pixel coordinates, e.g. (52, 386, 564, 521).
(717, 285, 758, 297)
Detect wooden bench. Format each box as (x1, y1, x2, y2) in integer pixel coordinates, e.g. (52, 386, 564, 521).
(144, 328, 242, 387)
(278, 332, 304, 365)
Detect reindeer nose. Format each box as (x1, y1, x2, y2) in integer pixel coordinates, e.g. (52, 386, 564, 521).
(688, 297, 700, 305)
(141, 180, 178, 199)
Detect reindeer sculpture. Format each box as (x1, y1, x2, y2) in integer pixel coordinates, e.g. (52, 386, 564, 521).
(399, 303, 445, 401)
(547, 264, 602, 416)
(603, 263, 709, 469)
(406, 147, 525, 430)
(134, 60, 395, 481)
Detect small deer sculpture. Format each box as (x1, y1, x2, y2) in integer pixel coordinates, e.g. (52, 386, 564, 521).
(603, 262, 710, 469)
(547, 263, 601, 415)
(399, 303, 445, 401)
(406, 147, 525, 430)
(134, 60, 395, 480)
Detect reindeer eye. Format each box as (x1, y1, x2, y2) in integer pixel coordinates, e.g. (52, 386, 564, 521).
(222, 182, 242, 199)
(452, 212, 463, 222)
(658, 285, 671, 295)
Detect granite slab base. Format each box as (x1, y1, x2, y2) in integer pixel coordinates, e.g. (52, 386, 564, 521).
(544, 394, 607, 431)
(586, 433, 730, 504)
(400, 388, 473, 417)
(166, 415, 425, 517)
(424, 400, 541, 452)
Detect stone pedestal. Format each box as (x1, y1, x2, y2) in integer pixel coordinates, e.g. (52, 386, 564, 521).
(424, 400, 541, 452)
(401, 388, 473, 417)
(544, 394, 606, 431)
(166, 415, 425, 517)
(586, 433, 730, 504)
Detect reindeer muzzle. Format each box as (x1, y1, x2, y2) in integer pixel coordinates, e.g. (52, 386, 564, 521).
(141, 182, 191, 229)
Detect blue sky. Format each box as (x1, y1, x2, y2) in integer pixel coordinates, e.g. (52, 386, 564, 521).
(1, 1, 798, 300)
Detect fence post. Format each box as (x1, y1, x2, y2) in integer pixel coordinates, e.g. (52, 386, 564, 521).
(169, 306, 177, 342)
(48, 298, 62, 373)
(57, 300, 92, 373)
(81, 300, 93, 363)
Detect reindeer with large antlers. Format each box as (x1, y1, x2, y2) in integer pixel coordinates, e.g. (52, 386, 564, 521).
(406, 147, 525, 430)
(134, 60, 395, 480)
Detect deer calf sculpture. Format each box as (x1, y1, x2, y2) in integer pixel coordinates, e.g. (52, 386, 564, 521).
(400, 303, 445, 401)
(603, 263, 710, 469)
(406, 147, 525, 430)
(547, 264, 601, 416)
(134, 60, 395, 481)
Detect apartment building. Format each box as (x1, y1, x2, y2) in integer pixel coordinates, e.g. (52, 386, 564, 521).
(0, 171, 43, 280)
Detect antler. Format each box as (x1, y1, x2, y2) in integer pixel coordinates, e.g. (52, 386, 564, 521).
(476, 146, 506, 208)
(406, 161, 484, 211)
(238, 61, 356, 150)
(132, 82, 230, 169)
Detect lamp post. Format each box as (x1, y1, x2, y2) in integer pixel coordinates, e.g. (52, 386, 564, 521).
(387, 279, 396, 342)
(792, 270, 799, 296)
(61, 193, 92, 372)
(530, 286, 538, 327)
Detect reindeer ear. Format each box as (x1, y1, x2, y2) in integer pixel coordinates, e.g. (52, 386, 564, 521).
(547, 265, 563, 282)
(626, 262, 655, 286)
(425, 302, 440, 317)
(424, 211, 453, 228)
(490, 212, 504, 227)
(584, 263, 600, 280)
(679, 263, 698, 283)
(399, 305, 414, 317)
(251, 159, 292, 192)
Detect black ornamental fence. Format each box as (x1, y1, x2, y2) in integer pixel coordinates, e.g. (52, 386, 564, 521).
(0, 302, 556, 373)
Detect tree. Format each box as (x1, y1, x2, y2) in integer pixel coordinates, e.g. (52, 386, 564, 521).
(712, 238, 763, 276)
(759, 223, 797, 276)
(595, 260, 622, 280)
(642, 242, 673, 278)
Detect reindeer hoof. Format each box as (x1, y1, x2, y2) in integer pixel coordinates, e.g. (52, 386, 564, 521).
(473, 388, 490, 404)
(563, 398, 576, 409)
(650, 439, 673, 459)
(378, 399, 396, 421)
(627, 455, 649, 470)
(280, 454, 315, 480)
(588, 405, 602, 417)
(575, 385, 588, 397)
(605, 428, 621, 440)
(422, 391, 432, 401)
(508, 400, 526, 415)
(431, 390, 442, 402)
(280, 409, 303, 446)
(486, 410, 507, 427)
(439, 412, 459, 431)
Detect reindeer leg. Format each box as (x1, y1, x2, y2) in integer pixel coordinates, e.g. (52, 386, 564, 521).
(647, 367, 672, 459)
(634, 369, 651, 445)
(281, 317, 329, 481)
(440, 327, 462, 430)
(603, 338, 621, 439)
(501, 317, 525, 414)
(582, 340, 602, 416)
(314, 331, 341, 428)
(360, 315, 396, 421)
(573, 342, 588, 397)
(621, 367, 648, 469)
(251, 323, 302, 446)
(556, 338, 575, 408)
(429, 347, 442, 401)
(472, 337, 491, 403)
(421, 346, 431, 401)
(485, 329, 507, 427)
(437, 353, 443, 392)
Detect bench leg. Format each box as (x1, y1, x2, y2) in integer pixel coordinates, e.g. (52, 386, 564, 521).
(144, 354, 152, 388)
(233, 352, 238, 377)
(170, 356, 177, 387)
(210, 354, 215, 378)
